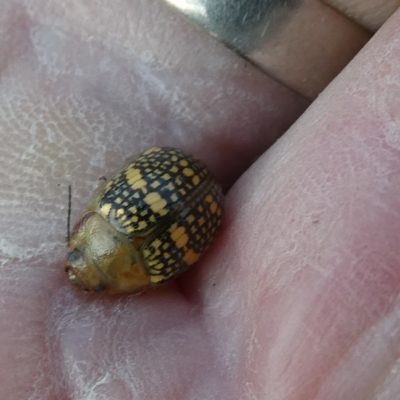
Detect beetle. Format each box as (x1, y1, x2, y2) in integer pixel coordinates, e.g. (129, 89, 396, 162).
(65, 147, 223, 294)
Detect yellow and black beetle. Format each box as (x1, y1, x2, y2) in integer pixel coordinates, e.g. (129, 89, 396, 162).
(65, 147, 223, 294)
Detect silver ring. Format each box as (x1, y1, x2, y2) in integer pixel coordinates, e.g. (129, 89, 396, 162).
(165, 0, 299, 53)
(163, 0, 371, 99)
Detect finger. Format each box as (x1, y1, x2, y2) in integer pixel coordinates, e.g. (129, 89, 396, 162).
(325, 0, 400, 31)
(197, 10, 400, 399)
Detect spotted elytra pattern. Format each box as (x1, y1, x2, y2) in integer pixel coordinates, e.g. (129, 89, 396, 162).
(66, 147, 223, 293)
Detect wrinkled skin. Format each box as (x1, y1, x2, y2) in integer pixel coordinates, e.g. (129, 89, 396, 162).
(1, 1, 400, 399)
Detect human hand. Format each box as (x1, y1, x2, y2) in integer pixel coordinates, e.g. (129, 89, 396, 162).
(1, 1, 400, 399)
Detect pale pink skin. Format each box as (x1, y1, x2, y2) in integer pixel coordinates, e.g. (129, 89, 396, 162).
(1, 1, 400, 399)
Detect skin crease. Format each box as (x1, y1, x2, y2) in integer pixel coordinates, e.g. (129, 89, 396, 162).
(325, 0, 400, 31)
(1, 0, 400, 399)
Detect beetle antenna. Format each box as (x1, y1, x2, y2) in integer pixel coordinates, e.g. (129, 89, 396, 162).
(67, 184, 72, 247)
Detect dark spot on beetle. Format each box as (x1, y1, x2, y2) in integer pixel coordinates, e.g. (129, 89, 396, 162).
(95, 284, 105, 292)
(112, 235, 124, 245)
(312, 220, 319, 224)
(213, 283, 216, 287)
